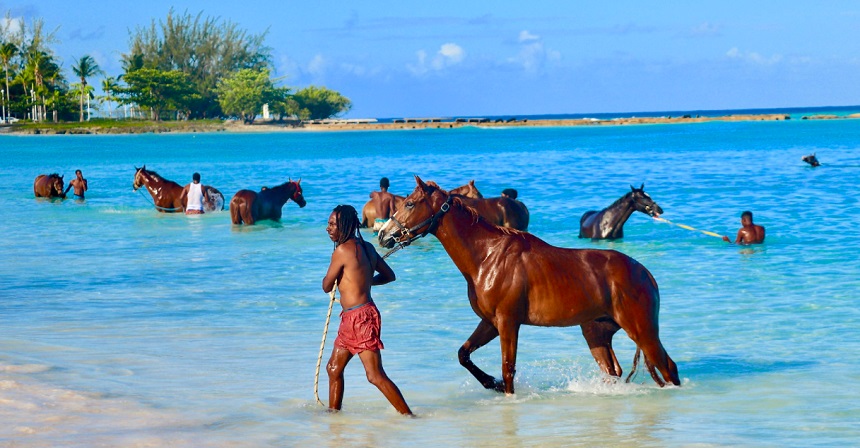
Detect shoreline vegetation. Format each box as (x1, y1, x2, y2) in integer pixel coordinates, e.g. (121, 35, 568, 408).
(1, 112, 858, 135)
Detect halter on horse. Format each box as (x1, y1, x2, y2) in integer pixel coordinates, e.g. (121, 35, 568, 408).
(379, 177, 680, 394)
(579, 184, 663, 240)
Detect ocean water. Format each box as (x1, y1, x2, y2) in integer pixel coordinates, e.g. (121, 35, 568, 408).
(1, 120, 859, 447)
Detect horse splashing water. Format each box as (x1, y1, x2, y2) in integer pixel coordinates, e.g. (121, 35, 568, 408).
(133, 166, 225, 213)
(379, 177, 679, 394)
(579, 184, 663, 240)
(229, 179, 306, 225)
(34, 173, 65, 198)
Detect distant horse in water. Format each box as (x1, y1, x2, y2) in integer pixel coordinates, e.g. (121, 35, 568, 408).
(579, 184, 663, 240)
(133, 166, 225, 213)
(361, 180, 483, 227)
(453, 183, 529, 231)
(34, 173, 66, 198)
(378, 177, 680, 394)
(802, 153, 820, 167)
(229, 179, 307, 225)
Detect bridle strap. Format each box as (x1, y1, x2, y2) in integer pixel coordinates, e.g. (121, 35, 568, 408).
(388, 194, 452, 248)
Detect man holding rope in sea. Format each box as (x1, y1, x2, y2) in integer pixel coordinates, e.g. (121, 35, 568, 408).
(322, 204, 413, 416)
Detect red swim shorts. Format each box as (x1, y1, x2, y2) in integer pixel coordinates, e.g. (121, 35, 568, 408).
(334, 301, 384, 355)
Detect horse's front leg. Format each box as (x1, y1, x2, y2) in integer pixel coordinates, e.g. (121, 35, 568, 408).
(458, 319, 503, 391)
(496, 318, 521, 395)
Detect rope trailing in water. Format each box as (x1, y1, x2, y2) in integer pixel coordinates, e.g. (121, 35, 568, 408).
(314, 281, 338, 406)
(136, 189, 183, 212)
(654, 217, 725, 239)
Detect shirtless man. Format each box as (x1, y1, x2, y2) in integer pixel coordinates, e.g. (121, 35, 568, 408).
(723, 211, 765, 245)
(370, 177, 396, 233)
(179, 172, 210, 215)
(64, 170, 88, 199)
(322, 204, 412, 415)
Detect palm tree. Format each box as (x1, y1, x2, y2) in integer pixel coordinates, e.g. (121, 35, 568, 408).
(0, 42, 17, 121)
(71, 55, 101, 122)
(101, 76, 119, 119)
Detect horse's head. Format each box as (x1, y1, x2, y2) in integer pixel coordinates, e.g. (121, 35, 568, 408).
(379, 176, 450, 248)
(51, 174, 64, 195)
(629, 184, 663, 217)
(450, 180, 483, 199)
(133, 165, 146, 191)
(802, 153, 820, 167)
(289, 178, 307, 207)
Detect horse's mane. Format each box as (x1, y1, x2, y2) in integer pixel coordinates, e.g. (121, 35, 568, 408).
(607, 190, 634, 208)
(439, 187, 524, 237)
(49, 173, 61, 178)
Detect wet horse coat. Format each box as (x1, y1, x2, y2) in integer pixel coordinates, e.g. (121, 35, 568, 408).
(579, 185, 663, 240)
(133, 166, 225, 213)
(229, 180, 306, 225)
(34, 174, 65, 198)
(361, 180, 483, 227)
(379, 177, 679, 394)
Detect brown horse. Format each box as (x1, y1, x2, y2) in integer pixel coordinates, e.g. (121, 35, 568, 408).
(229, 179, 307, 225)
(455, 194, 529, 231)
(378, 177, 679, 394)
(34, 173, 66, 198)
(133, 166, 225, 213)
(360, 180, 483, 227)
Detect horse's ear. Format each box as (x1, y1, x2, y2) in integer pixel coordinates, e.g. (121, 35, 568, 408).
(640, 183, 645, 190)
(297, 178, 301, 185)
(415, 175, 428, 191)
(469, 179, 475, 186)
(630, 184, 635, 192)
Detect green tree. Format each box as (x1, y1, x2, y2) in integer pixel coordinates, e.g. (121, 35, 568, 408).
(0, 42, 15, 120)
(119, 68, 197, 121)
(123, 9, 272, 118)
(71, 55, 101, 122)
(100, 76, 119, 119)
(292, 85, 352, 120)
(215, 68, 289, 124)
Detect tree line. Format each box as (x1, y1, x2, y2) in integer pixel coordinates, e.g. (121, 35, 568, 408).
(0, 9, 351, 124)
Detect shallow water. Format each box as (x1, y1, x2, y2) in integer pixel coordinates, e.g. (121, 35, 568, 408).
(1, 121, 859, 446)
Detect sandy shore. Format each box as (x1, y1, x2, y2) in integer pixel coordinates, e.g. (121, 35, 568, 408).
(2, 112, 857, 135)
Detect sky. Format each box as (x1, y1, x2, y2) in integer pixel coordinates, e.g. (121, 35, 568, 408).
(3, 0, 860, 118)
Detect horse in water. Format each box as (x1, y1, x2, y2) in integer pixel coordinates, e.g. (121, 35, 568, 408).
(455, 192, 529, 231)
(133, 166, 225, 213)
(34, 173, 65, 198)
(379, 177, 679, 394)
(802, 153, 820, 167)
(361, 180, 483, 227)
(229, 179, 307, 225)
(579, 184, 663, 240)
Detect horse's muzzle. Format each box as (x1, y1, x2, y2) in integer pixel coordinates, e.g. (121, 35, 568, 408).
(378, 229, 398, 249)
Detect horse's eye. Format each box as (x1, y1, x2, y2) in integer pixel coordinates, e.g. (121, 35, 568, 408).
(406, 201, 414, 209)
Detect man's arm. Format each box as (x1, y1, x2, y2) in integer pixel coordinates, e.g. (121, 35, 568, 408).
(323, 249, 345, 293)
(370, 243, 396, 286)
(82, 179, 88, 192)
(64, 182, 72, 194)
(179, 185, 189, 202)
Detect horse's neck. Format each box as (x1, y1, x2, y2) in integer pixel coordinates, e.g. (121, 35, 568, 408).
(434, 205, 499, 277)
(143, 173, 182, 201)
(266, 184, 294, 205)
(604, 195, 635, 230)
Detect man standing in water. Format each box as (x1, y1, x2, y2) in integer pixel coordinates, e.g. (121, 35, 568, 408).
(723, 210, 765, 244)
(370, 177, 396, 233)
(322, 204, 413, 416)
(180, 172, 210, 215)
(64, 169, 88, 200)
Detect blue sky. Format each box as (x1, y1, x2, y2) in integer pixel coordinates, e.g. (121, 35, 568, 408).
(3, 1, 860, 118)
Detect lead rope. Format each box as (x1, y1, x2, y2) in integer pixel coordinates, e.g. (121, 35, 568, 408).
(314, 280, 338, 406)
(653, 216, 725, 239)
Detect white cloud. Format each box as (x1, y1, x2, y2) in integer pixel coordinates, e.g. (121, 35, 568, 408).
(408, 43, 465, 75)
(688, 21, 721, 37)
(726, 47, 782, 66)
(308, 54, 327, 76)
(518, 30, 540, 43)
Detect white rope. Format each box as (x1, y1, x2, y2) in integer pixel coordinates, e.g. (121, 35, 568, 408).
(314, 281, 338, 406)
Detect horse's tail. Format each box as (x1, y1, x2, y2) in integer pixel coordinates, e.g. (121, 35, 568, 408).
(230, 197, 243, 224)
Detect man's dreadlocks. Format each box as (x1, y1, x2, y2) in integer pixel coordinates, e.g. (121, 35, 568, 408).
(332, 204, 365, 248)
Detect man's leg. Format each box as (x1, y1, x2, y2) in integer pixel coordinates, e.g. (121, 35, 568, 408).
(326, 347, 354, 411)
(357, 350, 412, 415)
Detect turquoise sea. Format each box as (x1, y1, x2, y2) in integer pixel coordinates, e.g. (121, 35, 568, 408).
(1, 119, 859, 447)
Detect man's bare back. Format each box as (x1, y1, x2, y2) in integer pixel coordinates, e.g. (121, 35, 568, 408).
(723, 211, 765, 245)
(370, 190, 395, 221)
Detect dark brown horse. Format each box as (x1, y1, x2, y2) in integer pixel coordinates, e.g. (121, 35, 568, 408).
(133, 166, 225, 213)
(360, 180, 483, 227)
(378, 177, 679, 394)
(34, 173, 66, 198)
(229, 179, 307, 225)
(579, 184, 663, 240)
(455, 194, 529, 231)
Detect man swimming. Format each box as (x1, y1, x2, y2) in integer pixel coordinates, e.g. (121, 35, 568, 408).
(723, 210, 765, 245)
